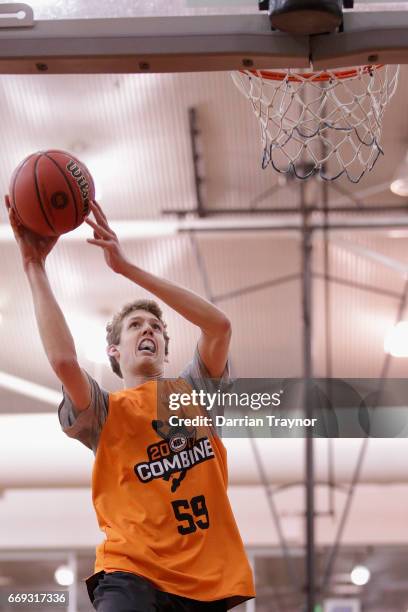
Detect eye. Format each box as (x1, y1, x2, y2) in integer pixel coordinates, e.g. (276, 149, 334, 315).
(153, 323, 161, 331)
(130, 321, 141, 328)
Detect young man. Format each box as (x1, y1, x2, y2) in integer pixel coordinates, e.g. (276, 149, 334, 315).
(7, 198, 255, 611)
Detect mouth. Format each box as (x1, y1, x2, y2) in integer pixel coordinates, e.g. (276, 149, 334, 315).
(137, 339, 157, 355)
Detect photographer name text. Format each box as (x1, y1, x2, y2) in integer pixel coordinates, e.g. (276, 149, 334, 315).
(168, 415, 317, 429)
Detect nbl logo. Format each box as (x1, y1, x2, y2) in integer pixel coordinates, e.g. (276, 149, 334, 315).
(169, 434, 187, 453)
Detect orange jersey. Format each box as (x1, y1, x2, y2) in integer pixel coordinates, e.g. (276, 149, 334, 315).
(91, 379, 255, 608)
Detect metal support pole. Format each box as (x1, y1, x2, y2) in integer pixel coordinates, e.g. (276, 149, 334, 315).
(301, 183, 315, 612)
(67, 551, 77, 612)
(188, 107, 205, 218)
(322, 181, 336, 520)
(246, 554, 256, 612)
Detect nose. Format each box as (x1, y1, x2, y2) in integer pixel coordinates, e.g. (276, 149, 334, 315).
(141, 323, 154, 336)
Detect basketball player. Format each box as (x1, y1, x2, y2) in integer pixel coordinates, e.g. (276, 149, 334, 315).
(6, 197, 255, 611)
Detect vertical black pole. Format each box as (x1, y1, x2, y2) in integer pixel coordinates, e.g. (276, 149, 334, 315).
(322, 180, 335, 518)
(188, 107, 205, 218)
(301, 182, 315, 612)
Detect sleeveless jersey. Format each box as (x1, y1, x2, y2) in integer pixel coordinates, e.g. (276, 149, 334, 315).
(91, 379, 255, 608)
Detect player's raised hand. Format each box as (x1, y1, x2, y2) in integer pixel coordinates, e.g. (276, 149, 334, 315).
(5, 195, 58, 270)
(85, 201, 128, 274)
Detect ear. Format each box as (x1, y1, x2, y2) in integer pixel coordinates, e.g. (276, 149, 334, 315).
(107, 345, 120, 359)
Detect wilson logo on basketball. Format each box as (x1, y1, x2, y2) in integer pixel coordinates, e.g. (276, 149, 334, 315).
(66, 160, 91, 213)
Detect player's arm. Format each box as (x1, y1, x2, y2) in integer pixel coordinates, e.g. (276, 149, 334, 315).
(6, 198, 91, 410)
(86, 202, 231, 377)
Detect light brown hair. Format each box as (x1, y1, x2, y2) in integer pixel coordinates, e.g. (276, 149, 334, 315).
(106, 299, 169, 378)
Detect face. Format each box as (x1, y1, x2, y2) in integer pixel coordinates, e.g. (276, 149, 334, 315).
(109, 309, 167, 378)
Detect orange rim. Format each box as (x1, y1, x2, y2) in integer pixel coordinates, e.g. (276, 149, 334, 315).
(242, 64, 384, 83)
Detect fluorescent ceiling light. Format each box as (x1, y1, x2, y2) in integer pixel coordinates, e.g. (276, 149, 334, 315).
(384, 321, 408, 357)
(350, 565, 370, 586)
(0, 215, 306, 243)
(85, 220, 178, 240)
(390, 179, 408, 197)
(390, 152, 408, 196)
(54, 566, 74, 587)
(0, 371, 61, 405)
(0, 220, 178, 243)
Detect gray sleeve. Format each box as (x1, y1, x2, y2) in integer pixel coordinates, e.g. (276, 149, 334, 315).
(57, 371, 109, 453)
(180, 345, 230, 391)
(180, 346, 230, 428)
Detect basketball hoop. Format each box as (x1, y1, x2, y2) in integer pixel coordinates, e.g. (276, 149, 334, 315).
(231, 64, 399, 182)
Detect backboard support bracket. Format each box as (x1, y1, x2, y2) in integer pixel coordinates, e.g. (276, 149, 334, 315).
(0, 2, 33, 28)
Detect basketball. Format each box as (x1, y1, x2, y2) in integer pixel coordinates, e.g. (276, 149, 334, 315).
(9, 150, 95, 237)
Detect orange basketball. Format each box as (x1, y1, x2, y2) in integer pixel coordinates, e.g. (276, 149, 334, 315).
(9, 150, 95, 236)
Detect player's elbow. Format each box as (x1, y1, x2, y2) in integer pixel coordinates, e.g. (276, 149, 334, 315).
(201, 314, 231, 341)
(214, 316, 232, 339)
(50, 355, 80, 379)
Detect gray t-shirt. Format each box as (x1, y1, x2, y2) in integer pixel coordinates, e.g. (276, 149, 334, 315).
(58, 347, 229, 454)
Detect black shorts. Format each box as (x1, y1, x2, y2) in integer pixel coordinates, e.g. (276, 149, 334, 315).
(86, 571, 228, 612)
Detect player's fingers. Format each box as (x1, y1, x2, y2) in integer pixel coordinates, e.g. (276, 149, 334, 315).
(8, 216, 17, 236)
(85, 217, 113, 239)
(93, 204, 111, 232)
(91, 200, 108, 221)
(8, 207, 19, 229)
(88, 209, 110, 230)
(8, 206, 22, 226)
(86, 238, 109, 248)
(89, 226, 112, 241)
(8, 209, 23, 239)
(88, 201, 104, 225)
(90, 201, 109, 228)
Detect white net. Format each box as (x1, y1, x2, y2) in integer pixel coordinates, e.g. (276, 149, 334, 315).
(231, 64, 400, 182)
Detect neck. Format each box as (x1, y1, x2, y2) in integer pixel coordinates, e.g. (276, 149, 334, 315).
(123, 369, 164, 389)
